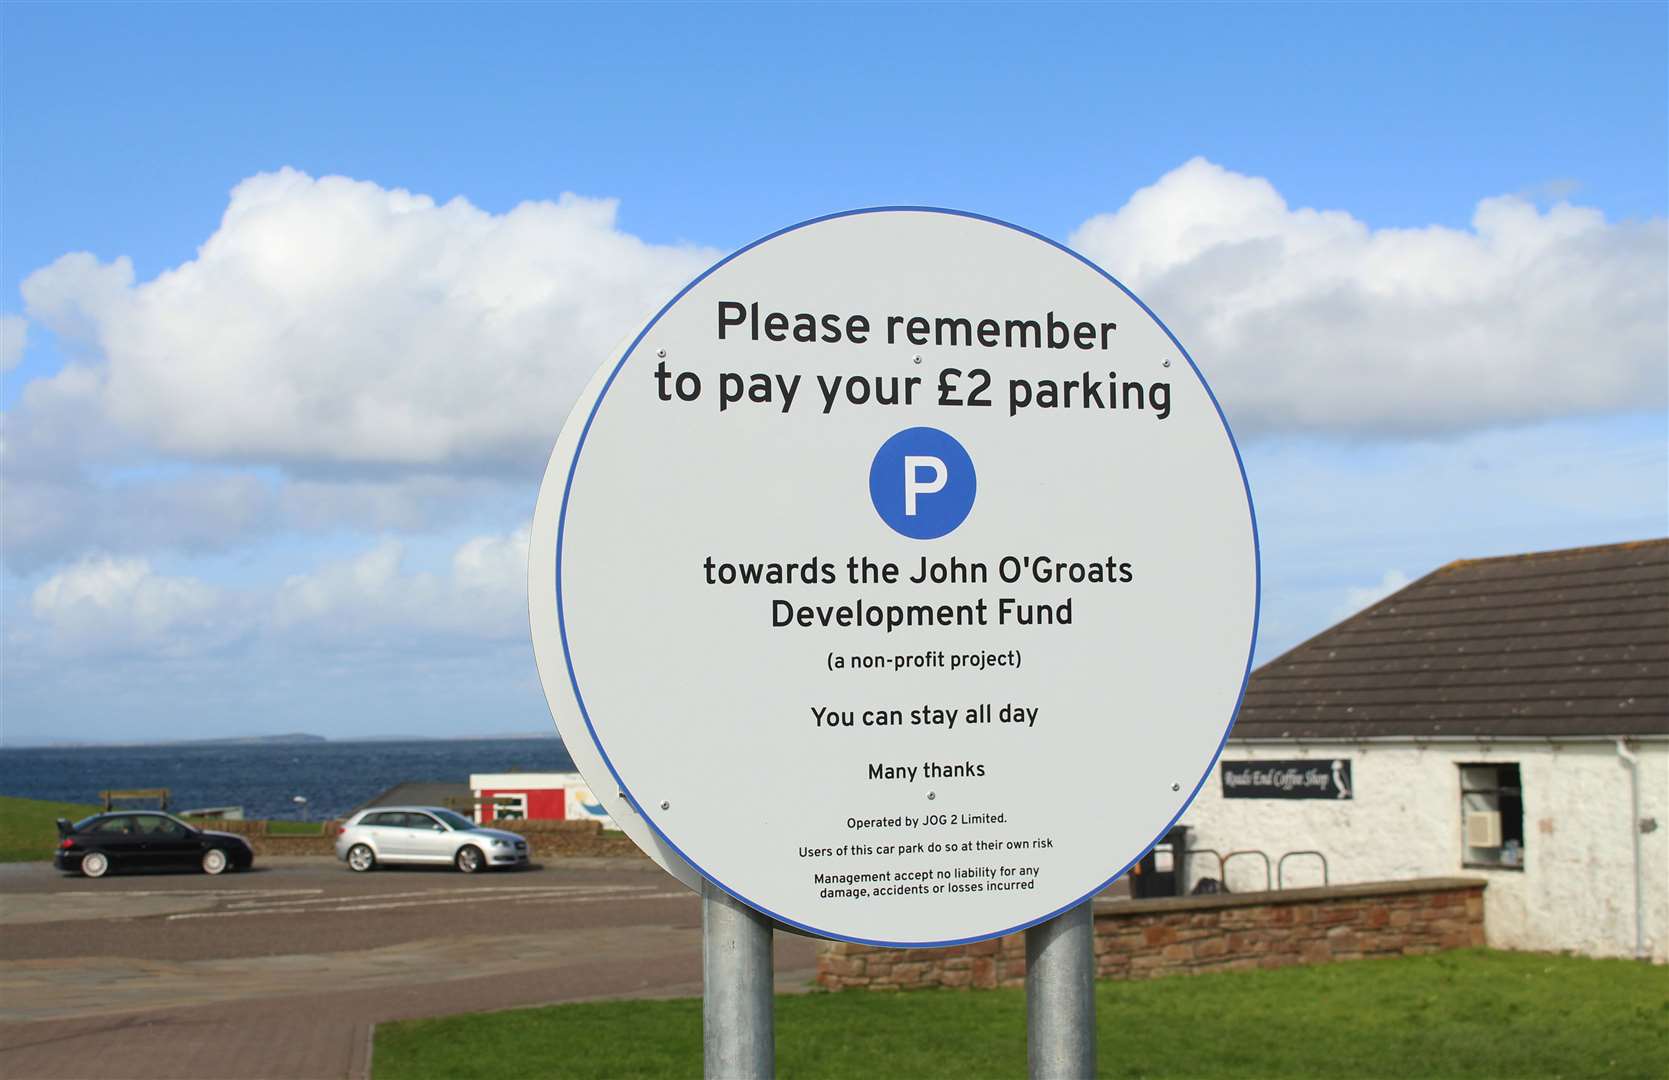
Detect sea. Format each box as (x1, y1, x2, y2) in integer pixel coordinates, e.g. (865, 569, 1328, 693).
(0, 737, 578, 821)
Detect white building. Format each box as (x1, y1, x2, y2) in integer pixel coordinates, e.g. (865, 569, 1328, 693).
(1182, 540, 1667, 962)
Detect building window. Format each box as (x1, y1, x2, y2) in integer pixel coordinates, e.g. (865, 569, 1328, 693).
(1459, 763, 1524, 870)
(478, 792, 526, 822)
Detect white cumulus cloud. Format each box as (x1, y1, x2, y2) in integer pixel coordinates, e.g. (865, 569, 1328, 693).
(273, 525, 531, 647)
(452, 524, 530, 595)
(4, 163, 1664, 585)
(17, 169, 719, 471)
(1070, 158, 1667, 435)
(1337, 569, 1414, 620)
(11, 525, 534, 663)
(0, 314, 26, 373)
(27, 556, 245, 658)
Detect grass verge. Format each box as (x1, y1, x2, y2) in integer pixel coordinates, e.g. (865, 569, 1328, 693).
(262, 819, 326, 835)
(0, 794, 101, 862)
(374, 950, 1667, 1079)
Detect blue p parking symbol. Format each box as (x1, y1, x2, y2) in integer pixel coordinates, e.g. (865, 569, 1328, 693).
(869, 427, 977, 539)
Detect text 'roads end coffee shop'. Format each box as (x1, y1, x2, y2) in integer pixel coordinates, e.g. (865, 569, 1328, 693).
(1182, 539, 1667, 962)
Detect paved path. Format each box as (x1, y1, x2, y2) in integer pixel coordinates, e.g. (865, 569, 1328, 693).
(0, 857, 817, 1079)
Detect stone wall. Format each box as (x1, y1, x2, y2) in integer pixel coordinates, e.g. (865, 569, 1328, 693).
(499, 819, 644, 858)
(184, 818, 335, 856)
(817, 877, 1486, 991)
(247, 834, 337, 856)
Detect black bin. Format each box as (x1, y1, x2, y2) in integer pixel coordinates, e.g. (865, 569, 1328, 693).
(1128, 825, 1190, 899)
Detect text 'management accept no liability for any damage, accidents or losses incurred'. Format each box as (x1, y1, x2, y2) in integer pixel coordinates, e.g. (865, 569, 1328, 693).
(529, 209, 1257, 946)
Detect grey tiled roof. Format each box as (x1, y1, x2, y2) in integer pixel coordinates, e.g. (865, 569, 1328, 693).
(1234, 539, 1669, 740)
(349, 781, 473, 815)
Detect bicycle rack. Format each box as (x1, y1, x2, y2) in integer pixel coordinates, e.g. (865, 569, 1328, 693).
(1221, 849, 1273, 892)
(1277, 850, 1330, 889)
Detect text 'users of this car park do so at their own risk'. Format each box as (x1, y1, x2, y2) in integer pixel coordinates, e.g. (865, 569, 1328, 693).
(528, 208, 1259, 947)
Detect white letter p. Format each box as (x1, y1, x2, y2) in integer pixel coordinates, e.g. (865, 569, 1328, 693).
(903, 455, 947, 516)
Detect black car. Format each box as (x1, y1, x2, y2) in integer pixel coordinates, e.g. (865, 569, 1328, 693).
(55, 811, 255, 878)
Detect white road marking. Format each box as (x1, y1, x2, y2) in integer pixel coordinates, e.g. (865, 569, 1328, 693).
(47, 888, 322, 899)
(166, 889, 691, 919)
(221, 883, 648, 909)
(503, 891, 690, 906)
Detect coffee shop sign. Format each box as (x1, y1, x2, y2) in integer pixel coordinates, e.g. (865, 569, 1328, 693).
(1220, 759, 1353, 800)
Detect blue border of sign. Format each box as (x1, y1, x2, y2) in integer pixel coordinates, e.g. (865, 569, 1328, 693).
(553, 206, 1262, 948)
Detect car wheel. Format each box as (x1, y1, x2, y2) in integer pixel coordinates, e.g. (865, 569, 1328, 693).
(81, 851, 110, 879)
(202, 849, 229, 875)
(347, 844, 377, 872)
(455, 845, 485, 874)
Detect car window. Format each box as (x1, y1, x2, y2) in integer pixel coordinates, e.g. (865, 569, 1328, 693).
(152, 817, 190, 837)
(92, 816, 133, 834)
(406, 813, 442, 831)
(362, 812, 398, 827)
(138, 814, 185, 835)
(430, 809, 477, 831)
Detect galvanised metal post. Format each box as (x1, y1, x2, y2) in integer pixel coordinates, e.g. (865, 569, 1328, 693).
(703, 881, 775, 1079)
(1026, 900, 1096, 1079)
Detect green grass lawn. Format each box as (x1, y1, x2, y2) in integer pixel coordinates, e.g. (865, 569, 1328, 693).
(0, 794, 101, 862)
(374, 950, 1667, 1080)
(259, 819, 324, 835)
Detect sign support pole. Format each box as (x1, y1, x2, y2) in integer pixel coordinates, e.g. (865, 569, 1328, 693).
(1026, 900, 1096, 1079)
(703, 881, 776, 1079)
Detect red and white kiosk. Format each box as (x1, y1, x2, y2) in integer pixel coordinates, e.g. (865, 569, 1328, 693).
(468, 772, 617, 827)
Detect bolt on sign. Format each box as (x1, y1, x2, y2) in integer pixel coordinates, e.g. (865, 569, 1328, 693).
(529, 209, 1259, 946)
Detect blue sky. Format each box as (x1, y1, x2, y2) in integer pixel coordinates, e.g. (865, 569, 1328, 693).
(2, 2, 1664, 743)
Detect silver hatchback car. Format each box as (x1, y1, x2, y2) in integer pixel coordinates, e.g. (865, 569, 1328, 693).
(334, 806, 529, 873)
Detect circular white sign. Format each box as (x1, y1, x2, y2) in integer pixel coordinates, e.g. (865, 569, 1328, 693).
(530, 209, 1258, 946)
